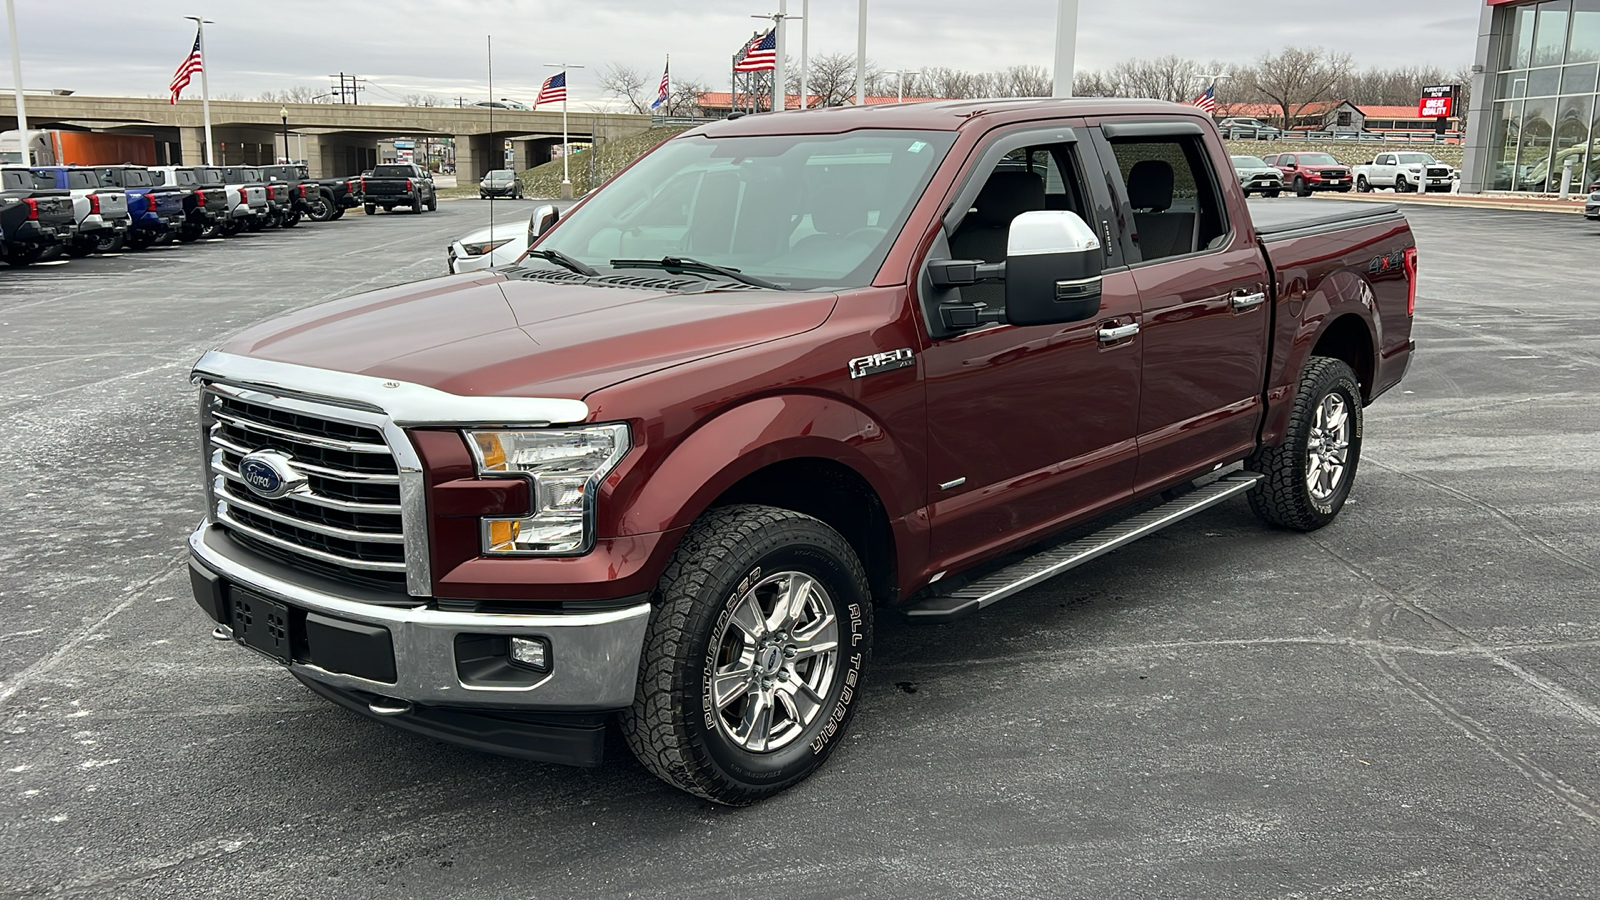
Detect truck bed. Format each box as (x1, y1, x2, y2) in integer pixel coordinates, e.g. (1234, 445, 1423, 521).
(1247, 198, 1402, 241)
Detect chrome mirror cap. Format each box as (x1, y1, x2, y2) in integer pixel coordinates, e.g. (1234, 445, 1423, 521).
(1007, 210, 1100, 257)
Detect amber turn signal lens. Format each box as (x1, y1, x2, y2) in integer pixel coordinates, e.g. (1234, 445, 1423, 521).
(487, 519, 521, 549)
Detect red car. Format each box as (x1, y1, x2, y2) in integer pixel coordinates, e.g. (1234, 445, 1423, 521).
(1268, 152, 1353, 196)
(187, 100, 1416, 804)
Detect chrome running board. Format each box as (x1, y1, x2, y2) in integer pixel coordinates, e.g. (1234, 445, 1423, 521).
(904, 472, 1263, 623)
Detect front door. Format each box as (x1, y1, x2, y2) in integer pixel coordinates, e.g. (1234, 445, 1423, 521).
(1092, 124, 1271, 494)
(922, 128, 1142, 572)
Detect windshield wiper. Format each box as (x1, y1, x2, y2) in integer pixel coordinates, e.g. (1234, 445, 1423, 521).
(525, 247, 598, 277)
(609, 256, 783, 290)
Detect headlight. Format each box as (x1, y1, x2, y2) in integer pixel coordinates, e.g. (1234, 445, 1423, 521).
(466, 425, 630, 555)
(460, 238, 512, 257)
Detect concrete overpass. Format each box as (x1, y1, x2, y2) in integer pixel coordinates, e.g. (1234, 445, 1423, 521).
(0, 95, 652, 179)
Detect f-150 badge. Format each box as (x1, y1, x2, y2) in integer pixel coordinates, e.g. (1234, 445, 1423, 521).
(848, 348, 915, 379)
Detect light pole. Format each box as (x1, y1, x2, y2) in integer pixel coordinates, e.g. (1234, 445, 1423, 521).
(856, 0, 867, 106)
(279, 106, 289, 163)
(893, 69, 919, 103)
(5, 0, 30, 164)
(1051, 0, 1078, 98)
(799, 0, 810, 109)
(183, 15, 215, 165)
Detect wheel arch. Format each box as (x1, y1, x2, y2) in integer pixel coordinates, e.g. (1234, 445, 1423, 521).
(609, 394, 918, 605)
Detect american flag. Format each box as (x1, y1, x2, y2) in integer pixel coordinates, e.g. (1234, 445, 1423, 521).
(1191, 84, 1217, 114)
(169, 28, 204, 105)
(535, 71, 567, 108)
(734, 29, 777, 72)
(650, 61, 670, 110)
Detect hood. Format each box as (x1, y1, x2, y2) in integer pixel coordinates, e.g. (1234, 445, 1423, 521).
(217, 271, 838, 401)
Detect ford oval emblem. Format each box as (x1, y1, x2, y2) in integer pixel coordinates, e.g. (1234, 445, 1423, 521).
(238, 450, 303, 500)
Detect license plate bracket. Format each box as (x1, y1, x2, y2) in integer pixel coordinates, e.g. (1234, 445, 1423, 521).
(231, 589, 293, 664)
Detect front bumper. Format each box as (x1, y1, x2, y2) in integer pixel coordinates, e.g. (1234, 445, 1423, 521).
(188, 522, 651, 714)
(1586, 197, 1600, 219)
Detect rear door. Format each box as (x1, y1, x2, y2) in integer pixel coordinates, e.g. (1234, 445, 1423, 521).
(1090, 119, 1271, 494)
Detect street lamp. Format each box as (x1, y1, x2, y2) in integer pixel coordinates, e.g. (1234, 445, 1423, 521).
(279, 106, 289, 163)
(893, 69, 919, 103)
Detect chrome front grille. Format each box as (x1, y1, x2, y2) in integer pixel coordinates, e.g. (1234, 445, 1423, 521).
(203, 383, 415, 592)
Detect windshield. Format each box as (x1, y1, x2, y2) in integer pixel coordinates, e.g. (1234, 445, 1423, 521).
(371, 165, 415, 178)
(1396, 153, 1437, 165)
(1298, 153, 1340, 166)
(1231, 156, 1268, 168)
(4, 170, 54, 190)
(487, 170, 514, 182)
(532, 130, 956, 291)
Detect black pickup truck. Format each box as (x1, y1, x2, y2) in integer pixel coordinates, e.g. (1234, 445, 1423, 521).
(260, 165, 329, 227)
(1, 169, 75, 266)
(304, 175, 361, 222)
(361, 163, 435, 215)
(150, 166, 231, 239)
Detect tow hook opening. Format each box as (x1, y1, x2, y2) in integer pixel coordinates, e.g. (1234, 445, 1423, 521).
(367, 697, 413, 717)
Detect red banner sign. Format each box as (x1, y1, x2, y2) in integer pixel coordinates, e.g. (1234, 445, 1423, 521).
(1418, 84, 1459, 118)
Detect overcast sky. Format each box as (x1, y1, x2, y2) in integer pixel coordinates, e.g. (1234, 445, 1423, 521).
(5, 0, 1482, 106)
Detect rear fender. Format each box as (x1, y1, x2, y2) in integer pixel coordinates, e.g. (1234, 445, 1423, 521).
(1261, 268, 1378, 446)
(611, 394, 913, 538)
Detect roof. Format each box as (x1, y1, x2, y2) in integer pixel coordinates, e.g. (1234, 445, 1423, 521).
(697, 91, 944, 110)
(691, 97, 1206, 136)
(1223, 101, 1340, 119)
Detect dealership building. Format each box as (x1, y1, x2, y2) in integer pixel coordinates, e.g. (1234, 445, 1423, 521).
(1463, 0, 1600, 193)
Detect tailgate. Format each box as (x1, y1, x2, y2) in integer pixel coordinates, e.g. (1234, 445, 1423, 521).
(364, 178, 410, 196)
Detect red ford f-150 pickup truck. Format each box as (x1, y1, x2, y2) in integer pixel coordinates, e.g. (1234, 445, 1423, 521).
(187, 99, 1416, 805)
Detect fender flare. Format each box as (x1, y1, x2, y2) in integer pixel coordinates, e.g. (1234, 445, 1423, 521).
(1263, 269, 1379, 445)
(610, 394, 917, 537)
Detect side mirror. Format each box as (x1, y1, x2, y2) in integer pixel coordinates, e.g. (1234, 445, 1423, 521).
(527, 204, 559, 243)
(1003, 210, 1103, 327)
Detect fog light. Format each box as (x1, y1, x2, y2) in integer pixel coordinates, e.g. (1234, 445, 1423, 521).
(509, 636, 551, 673)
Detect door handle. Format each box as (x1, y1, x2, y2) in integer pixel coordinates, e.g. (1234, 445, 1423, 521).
(1097, 322, 1140, 343)
(1232, 291, 1268, 310)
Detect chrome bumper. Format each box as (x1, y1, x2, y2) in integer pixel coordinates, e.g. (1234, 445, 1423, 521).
(189, 523, 650, 710)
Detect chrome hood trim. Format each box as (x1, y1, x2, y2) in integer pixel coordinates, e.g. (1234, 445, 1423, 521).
(192, 350, 592, 427)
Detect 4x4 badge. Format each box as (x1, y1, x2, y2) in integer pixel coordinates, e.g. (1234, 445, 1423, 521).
(848, 348, 915, 379)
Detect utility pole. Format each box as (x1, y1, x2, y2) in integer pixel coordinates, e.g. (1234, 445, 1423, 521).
(328, 73, 366, 105)
(855, 0, 867, 106)
(1051, 0, 1078, 98)
(6, 0, 30, 163)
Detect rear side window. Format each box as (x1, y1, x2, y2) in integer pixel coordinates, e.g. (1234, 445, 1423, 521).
(1105, 135, 1229, 263)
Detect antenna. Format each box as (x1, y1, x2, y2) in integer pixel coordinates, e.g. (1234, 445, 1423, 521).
(487, 35, 494, 240)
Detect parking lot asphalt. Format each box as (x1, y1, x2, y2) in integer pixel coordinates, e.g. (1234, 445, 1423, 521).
(2, 200, 1598, 899)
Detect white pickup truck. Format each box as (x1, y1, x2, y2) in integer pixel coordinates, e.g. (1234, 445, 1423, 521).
(1353, 152, 1457, 194)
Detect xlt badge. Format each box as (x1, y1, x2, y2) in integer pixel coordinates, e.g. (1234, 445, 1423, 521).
(848, 348, 915, 379)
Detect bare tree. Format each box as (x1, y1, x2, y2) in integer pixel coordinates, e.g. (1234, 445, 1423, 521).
(663, 77, 710, 117)
(598, 63, 650, 115)
(806, 53, 866, 107)
(1239, 46, 1356, 130)
(400, 92, 441, 107)
(257, 85, 329, 104)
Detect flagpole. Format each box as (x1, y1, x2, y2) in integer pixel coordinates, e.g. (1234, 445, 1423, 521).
(855, 0, 867, 106)
(799, 0, 809, 109)
(185, 15, 214, 165)
(545, 62, 582, 196)
(5, 0, 30, 163)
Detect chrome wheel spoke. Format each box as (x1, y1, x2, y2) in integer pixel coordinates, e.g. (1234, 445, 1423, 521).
(713, 656, 755, 710)
(733, 691, 775, 752)
(767, 573, 817, 634)
(775, 678, 825, 725)
(728, 592, 767, 643)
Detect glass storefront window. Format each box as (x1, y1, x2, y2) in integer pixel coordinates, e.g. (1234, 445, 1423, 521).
(1551, 95, 1596, 192)
(1534, 2, 1572, 67)
(1570, 0, 1600, 63)
(1488, 101, 1521, 190)
(1528, 65, 1564, 95)
(1505, 5, 1538, 68)
(1561, 62, 1599, 92)
(1515, 96, 1556, 190)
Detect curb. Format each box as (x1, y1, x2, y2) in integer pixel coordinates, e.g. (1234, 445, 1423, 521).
(1313, 191, 1586, 215)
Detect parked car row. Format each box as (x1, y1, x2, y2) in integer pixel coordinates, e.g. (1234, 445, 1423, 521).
(1352, 153, 1458, 193)
(1, 163, 367, 267)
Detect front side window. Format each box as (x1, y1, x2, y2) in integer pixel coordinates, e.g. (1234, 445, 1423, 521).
(1106, 135, 1229, 263)
(532, 129, 957, 291)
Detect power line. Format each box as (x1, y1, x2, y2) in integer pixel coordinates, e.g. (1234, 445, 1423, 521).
(327, 73, 367, 105)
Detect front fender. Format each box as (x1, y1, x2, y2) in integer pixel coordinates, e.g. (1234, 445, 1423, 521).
(608, 394, 916, 537)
